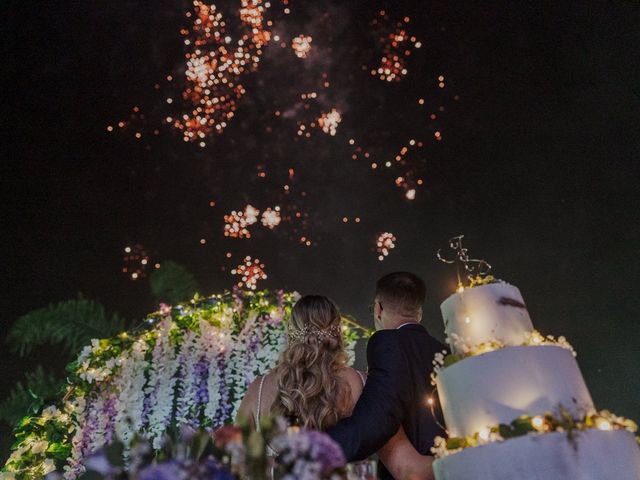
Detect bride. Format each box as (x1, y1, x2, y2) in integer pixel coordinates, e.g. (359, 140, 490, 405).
(237, 295, 431, 479)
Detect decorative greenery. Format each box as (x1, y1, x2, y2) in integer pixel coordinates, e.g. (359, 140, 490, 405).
(2, 289, 368, 480)
(431, 408, 639, 458)
(468, 274, 497, 288)
(0, 367, 64, 426)
(149, 261, 200, 305)
(7, 296, 126, 357)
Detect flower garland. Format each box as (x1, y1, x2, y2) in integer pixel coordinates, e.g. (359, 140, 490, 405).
(431, 408, 639, 459)
(2, 289, 369, 480)
(430, 329, 576, 385)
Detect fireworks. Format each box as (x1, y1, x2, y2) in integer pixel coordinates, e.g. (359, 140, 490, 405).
(318, 108, 342, 136)
(376, 232, 396, 261)
(231, 256, 267, 290)
(104, 2, 459, 280)
(122, 244, 158, 280)
(170, 0, 272, 143)
(371, 12, 421, 82)
(223, 204, 260, 238)
(291, 34, 313, 58)
(261, 207, 282, 228)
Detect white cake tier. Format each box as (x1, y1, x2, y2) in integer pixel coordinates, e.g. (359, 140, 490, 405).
(436, 345, 594, 438)
(441, 282, 533, 354)
(433, 429, 640, 480)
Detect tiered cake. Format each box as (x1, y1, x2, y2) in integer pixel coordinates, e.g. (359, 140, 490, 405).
(432, 281, 640, 480)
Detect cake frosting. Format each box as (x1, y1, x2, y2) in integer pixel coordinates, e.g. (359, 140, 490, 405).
(436, 345, 594, 437)
(440, 282, 533, 354)
(433, 429, 640, 480)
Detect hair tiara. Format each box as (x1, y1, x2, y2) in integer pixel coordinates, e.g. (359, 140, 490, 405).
(287, 324, 341, 343)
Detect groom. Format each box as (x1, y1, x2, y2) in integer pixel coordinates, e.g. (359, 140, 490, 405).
(328, 272, 446, 479)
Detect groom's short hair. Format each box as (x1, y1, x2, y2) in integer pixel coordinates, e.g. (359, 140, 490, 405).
(375, 272, 426, 315)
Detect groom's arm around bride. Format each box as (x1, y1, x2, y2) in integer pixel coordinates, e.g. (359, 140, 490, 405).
(327, 272, 446, 479)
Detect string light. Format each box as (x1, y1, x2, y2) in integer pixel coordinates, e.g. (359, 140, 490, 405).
(531, 416, 544, 430)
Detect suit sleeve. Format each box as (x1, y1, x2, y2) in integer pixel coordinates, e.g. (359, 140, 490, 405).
(327, 331, 410, 461)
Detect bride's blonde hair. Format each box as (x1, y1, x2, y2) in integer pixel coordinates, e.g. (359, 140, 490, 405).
(276, 295, 352, 430)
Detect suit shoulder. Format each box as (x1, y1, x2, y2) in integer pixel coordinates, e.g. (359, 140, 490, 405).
(368, 328, 401, 344)
(366, 329, 403, 355)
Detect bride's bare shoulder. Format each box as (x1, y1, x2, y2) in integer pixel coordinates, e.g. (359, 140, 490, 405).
(236, 372, 277, 423)
(340, 367, 367, 386)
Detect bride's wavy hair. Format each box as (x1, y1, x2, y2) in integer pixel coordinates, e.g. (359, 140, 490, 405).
(275, 295, 352, 430)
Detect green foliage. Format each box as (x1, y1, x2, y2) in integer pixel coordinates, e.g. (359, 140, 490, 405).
(0, 367, 63, 426)
(442, 353, 462, 368)
(149, 261, 200, 305)
(498, 416, 536, 439)
(7, 296, 126, 357)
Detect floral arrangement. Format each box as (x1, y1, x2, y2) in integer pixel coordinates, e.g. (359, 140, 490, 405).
(431, 408, 639, 459)
(271, 429, 346, 479)
(430, 329, 576, 385)
(49, 415, 347, 480)
(2, 289, 368, 480)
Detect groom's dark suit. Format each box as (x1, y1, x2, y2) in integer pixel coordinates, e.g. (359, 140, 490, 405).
(328, 323, 446, 478)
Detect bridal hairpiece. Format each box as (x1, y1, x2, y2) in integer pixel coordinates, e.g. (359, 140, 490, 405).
(287, 324, 342, 343)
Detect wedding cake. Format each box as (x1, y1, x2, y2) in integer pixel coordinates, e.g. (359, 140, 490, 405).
(431, 280, 640, 480)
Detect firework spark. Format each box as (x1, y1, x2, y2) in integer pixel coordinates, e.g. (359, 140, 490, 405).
(170, 0, 272, 144)
(223, 204, 260, 238)
(261, 207, 282, 228)
(371, 12, 421, 82)
(376, 232, 396, 261)
(231, 256, 267, 289)
(318, 108, 342, 136)
(291, 34, 313, 58)
(122, 244, 158, 280)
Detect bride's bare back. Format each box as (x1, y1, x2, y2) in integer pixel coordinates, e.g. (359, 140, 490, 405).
(236, 366, 366, 430)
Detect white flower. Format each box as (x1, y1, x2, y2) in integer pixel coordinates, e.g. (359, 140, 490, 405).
(30, 440, 49, 455)
(42, 458, 57, 474)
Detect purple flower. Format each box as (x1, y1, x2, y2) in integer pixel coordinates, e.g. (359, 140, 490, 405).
(273, 429, 346, 476)
(139, 460, 186, 480)
(193, 357, 210, 406)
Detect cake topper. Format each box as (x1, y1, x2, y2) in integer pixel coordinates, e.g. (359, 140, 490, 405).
(437, 235, 494, 291)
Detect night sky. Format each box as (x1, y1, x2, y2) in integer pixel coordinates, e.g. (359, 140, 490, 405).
(3, 0, 640, 460)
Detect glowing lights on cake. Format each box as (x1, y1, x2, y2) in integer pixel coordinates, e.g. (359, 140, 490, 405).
(376, 232, 396, 261)
(431, 410, 638, 459)
(531, 416, 545, 431)
(438, 235, 494, 291)
(595, 417, 612, 431)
